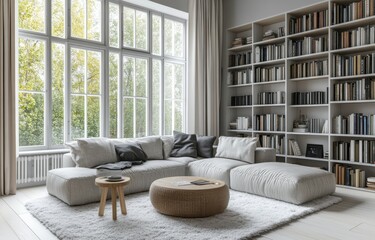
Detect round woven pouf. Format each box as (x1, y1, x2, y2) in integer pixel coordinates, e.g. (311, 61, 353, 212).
(149, 176, 229, 218)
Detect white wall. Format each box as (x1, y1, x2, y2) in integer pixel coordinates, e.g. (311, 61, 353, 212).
(220, 0, 323, 135)
(150, 0, 189, 12)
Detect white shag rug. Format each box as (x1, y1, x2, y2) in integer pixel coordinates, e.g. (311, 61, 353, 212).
(25, 190, 341, 240)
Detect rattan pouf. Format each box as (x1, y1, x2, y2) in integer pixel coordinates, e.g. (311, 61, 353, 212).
(150, 176, 229, 218)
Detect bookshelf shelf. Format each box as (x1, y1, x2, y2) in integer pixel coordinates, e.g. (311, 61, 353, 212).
(225, 0, 375, 186)
(289, 75, 329, 82)
(253, 104, 286, 107)
(227, 44, 252, 52)
(289, 104, 329, 108)
(287, 52, 328, 61)
(337, 185, 375, 193)
(228, 83, 252, 88)
(286, 155, 328, 162)
(227, 105, 252, 109)
(228, 63, 252, 70)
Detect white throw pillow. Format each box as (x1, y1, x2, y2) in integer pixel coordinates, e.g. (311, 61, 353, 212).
(136, 136, 164, 160)
(65, 141, 80, 166)
(215, 136, 257, 163)
(77, 138, 117, 168)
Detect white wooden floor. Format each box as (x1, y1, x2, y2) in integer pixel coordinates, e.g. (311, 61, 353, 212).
(0, 186, 374, 240)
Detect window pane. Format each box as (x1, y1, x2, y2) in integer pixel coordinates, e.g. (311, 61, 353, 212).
(123, 7, 135, 48)
(71, 48, 85, 94)
(52, 0, 65, 38)
(164, 19, 173, 56)
(51, 43, 65, 145)
(164, 100, 172, 135)
(164, 63, 173, 98)
(87, 0, 101, 41)
(152, 15, 161, 55)
(19, 93, 45, 146)
(174, 63, 184, 100)
(19, 0, 45, 33)
(18, 38, 45, 92)
(109, 3, 120, 48)
(152, 60, 161, 135)
(71, 0, 101, 41)
(87, 51, 101, 95)
(174, 21, 184, 58)
(109, 53, 119, 138)
(135, 10, 147, 50)
(135, 58, 147, 97)
(123, 98, 134, 138)
(123, 56, 134, 96)
(87, 96, 100, 137)
(71, 95, 85, 139)
(71, 0, 86, 39)
(136, 99, 146, 137)
(174, 100, 183, 132)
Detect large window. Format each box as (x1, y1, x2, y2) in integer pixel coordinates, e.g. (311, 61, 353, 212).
(18, 0, 187, 150)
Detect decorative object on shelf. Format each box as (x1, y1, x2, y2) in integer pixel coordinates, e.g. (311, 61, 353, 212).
(293, 112, 308, 133)
(262, 29, 277, 40)
(324, 151, 329, 159)
(321, 120, 329, 134)
(306, 144, 324, 158)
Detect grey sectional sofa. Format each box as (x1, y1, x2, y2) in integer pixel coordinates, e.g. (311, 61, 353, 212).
(47, 136, 336, 206)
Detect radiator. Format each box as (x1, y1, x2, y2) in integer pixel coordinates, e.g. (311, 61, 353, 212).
(17, 151, 66, 188)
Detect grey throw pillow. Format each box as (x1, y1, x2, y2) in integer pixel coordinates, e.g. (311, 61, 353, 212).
(197, 136, 216, 158)
(170, 131, 198, 158)
(115, 142, 148, 162)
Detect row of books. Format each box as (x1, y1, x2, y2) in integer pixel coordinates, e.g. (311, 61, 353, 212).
(227, 69, 253, 86)
(332, 25, 375, 50)
(333, 140, 375, 163)
(334, 164, 366, 188)
(332, 78, 375, 101)
(332, 0, 375, 25)
(288, 139, 302, 156)
(236, 117, 251, 130)
(291, 90, 328, 105)
(231, 95, 252, 106)
(257, 91, 285, 105)
(255, 114, 285, 132)
(290, 59, 328, 78)
(332, 53, 375, 77)
(256, 134, 285, 154)
(255, 65, 285, 83)
(309, 118, 323, 133)
(288, 36, 328, 57)
(289, 10, 329, 34)
(229, 51, 252, 67)
(254, 44, 285, 63)
(332, 113, 375, 135)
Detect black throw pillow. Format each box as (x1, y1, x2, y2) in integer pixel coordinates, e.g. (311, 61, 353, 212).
(115, 142, 148, 162)
(170, 131, 198, 158)
(197, 136, 216, 158)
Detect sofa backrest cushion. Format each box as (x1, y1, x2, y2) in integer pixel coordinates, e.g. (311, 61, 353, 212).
(114, 142, 148, 162)
(136, 136, 164, 160)
(215, 136, 257, 163)
(76, 137, 117, 168)
(197, 136, 216, 158)
(161, 135, 174, 158)
(170, 131, 198, 158)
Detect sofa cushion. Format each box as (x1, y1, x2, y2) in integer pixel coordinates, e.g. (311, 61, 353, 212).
(197, 136, 216, 158)
(114, 142, 148, 162)
(76, 138, 117, 168)
(167, 156, 198, 165)
(215, 136, 257, 163)
(230, 162, 336, 204)
(170, 131, 198, 158)
(136, 136, 164, 160)
(161, 135, 174, 158)
(187, 158, 247, 185)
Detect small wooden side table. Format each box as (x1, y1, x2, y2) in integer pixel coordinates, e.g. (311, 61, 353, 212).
(95, 177, 131, 220)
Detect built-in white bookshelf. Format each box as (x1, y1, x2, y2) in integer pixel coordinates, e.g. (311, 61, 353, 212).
(225, 0, 375, 192)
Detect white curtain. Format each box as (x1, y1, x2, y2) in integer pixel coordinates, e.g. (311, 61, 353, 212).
(0, 0, 17, 195)
(188, 0, 222, 136)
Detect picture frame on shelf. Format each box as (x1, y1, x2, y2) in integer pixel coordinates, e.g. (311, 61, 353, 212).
(306, 144, 324, 158)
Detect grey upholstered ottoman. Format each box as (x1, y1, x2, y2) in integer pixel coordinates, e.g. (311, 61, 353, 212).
(47, 167, 100, 205)
(230, 162, 336, 204)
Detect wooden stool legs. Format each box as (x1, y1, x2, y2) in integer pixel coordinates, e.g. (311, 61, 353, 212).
(98, 186, 127, 220)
